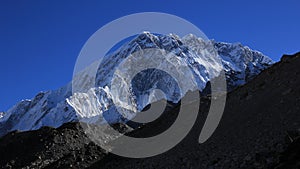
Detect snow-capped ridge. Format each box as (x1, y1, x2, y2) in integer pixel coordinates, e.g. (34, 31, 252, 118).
(0, 32, 274, 137)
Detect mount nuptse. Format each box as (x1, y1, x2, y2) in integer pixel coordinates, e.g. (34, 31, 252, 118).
(0, 32, 273, 136)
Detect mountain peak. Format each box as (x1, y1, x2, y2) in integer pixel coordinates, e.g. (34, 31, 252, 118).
(0, 33, 274, 137)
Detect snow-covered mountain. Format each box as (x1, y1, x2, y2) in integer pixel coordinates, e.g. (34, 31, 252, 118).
(0, 32, 273, 136)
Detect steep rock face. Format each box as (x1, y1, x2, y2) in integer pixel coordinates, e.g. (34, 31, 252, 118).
(0, 32, 273, 137)
(1, 52, 299, 169)
(0, 84, 76, 136)
(214, 41, 273, 89)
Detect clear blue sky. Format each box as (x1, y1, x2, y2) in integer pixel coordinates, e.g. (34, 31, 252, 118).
(0, 0, 299, 111)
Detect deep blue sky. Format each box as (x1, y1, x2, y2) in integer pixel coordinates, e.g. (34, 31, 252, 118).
(0, 0, 299, 111)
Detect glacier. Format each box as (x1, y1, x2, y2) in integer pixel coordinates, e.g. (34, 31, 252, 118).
(0, 32, 274, 137)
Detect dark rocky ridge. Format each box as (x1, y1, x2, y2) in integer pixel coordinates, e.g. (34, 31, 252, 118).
(0, 52, 299, 169)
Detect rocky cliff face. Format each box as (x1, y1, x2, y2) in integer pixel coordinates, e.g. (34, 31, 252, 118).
(0, 32, 273, 137)
(0, 52, 299, 169)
